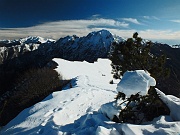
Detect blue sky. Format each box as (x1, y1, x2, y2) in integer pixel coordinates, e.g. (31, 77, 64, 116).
(0, 0, 180, 45)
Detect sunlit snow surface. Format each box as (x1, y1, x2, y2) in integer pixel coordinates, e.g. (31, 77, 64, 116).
(0, 59, 180, 135)
(116, 70, 156, 97)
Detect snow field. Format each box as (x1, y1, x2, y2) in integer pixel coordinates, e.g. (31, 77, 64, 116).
(0, 58, 180, 135)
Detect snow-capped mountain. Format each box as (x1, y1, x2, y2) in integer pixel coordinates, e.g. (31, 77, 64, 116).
(0, 36, 55, 45)
(18, 36, 55, 44)
(0, 30, 123, 64)
(0, 30, 124, 105)
(0, 30, 179, 98)
(0, 36, 55, 64)
(0, 30, 180, 134)
(54, 29, 124, 62)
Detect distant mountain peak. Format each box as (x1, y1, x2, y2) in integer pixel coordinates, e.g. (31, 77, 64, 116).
(89, 29, 112, 36)
(19, 36, 55, 44)
(54, 29, 125, 62)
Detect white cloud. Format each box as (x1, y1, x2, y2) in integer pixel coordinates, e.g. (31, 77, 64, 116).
(91, 14, 101, 18)
(0, 18, 180, 45)
(170, 20, 180, 23)
(97, 28, 180, 44)
(143, 16, 160, 20)
(122, 18, 142, 25)
(143, 16, 150, 19)
(0, 19, 128, 40)
(138, 29, 180, 40)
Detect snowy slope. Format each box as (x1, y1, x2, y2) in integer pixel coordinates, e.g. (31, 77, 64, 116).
(0, 58, 180, 135)
(0, 58, 117, 134)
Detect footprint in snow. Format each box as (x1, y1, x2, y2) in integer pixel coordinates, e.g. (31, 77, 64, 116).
(53, 108, 62, 112)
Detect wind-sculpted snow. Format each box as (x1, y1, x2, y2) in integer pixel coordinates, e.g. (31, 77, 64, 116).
(1, 58, 180, 135)
(156, 89, 180, 121)
(116, 70, 156, 97)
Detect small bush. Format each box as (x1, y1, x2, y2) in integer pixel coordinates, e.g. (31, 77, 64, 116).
(13, 67, 63, 102)
(114, 88, 170, 124)
(0, 67, 70, 126)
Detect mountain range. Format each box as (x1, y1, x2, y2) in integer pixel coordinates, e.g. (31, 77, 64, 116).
(0, 30, 123, 63)
(0, 30, 179, 97)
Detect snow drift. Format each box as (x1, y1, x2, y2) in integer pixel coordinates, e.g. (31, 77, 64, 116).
(116, 70, 156, 97)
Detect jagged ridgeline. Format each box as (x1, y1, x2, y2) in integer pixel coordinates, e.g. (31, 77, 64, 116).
(0, 30, 180, 98)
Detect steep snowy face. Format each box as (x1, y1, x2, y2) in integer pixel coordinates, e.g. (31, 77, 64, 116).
(85, 30, 114, 49)
(55, 30, 124, 62)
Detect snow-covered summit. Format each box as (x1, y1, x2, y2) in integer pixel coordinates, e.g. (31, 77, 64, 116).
(55, 29, 124, 62)
(0, 36, 55, 46)
(18, 36, 55, 44)
(85, 29, 124, 49)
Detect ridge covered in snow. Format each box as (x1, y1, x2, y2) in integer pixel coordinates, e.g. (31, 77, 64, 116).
(18, 36, 56, 44)
(0, 36, 55, 45)
(0, 30, 124, 63)
(0, 58, 180, 135)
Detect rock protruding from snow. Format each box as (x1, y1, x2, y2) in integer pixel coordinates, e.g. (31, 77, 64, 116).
(116, 70, 156, 97)
(156, 89, 180, 121)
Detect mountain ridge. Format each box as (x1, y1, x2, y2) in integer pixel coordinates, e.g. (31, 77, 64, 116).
(0, 29, 124, 63)
(0, 29, 179, 98)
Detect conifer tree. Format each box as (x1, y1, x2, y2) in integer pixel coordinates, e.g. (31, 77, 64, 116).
(109, 32, 170, 80)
